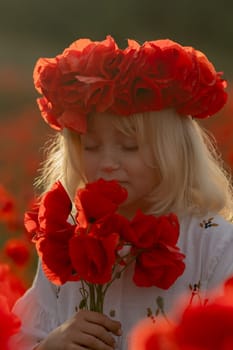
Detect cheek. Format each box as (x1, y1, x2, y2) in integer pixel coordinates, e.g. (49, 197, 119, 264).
(125, 154, 153, 176)
(134, 164, 158, 190)
(80, 153, 94, 179)
(82, 154, 101, 182)
(82, 161, 94, 180)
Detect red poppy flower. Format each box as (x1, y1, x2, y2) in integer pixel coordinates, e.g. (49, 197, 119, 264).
(24, 181, 74, 240)
(178, 79, 228, 119)
(133, 245, 185, 289)
(75, 178, 127, 227)
(90, 212, 131, 240)
(24, 200, 41, 242)
(37, 96, 63, 131)
(64, 36, 122, 79)
(69, 229, 119, 284)
(3, 238, 31, 267)
(128, 210, 184, 289)
(0, 184, 16, 223)
(38, 181, 73, 234)
(34, 36, 123, 133)
(24, 181, 76, 285)
(36, 236, 78, 285)
(156, 213, 180, 246)
(121, 210, 180, 249)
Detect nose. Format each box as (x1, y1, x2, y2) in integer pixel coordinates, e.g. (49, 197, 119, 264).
(102, 165, 119, 173)
(100, 150, 120, 174)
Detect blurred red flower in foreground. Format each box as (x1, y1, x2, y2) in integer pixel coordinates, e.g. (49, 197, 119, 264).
(224, 274, 233, 294)
(129, 276, 233, 350)
(0, 263, 25, 349)
(0, 263, 26, 309)
(129, 319, 178, 350)
(0, 294, 21, 350)
(176, 299, 233, 349)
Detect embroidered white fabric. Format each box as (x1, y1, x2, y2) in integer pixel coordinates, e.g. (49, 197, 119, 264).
(9, 213, 233, 350)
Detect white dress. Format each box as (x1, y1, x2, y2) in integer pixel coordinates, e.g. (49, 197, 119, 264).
(10, 213, 233, 350)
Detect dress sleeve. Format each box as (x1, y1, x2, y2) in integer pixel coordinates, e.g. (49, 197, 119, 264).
(9, 260, 60, 350)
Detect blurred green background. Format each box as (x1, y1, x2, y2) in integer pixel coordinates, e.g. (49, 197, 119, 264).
(1, 1, 233, 70)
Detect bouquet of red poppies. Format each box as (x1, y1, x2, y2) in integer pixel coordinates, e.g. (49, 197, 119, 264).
(24, 179, 185, 313)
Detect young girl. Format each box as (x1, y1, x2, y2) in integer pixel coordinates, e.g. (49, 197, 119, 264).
(10, 36, 233, 350)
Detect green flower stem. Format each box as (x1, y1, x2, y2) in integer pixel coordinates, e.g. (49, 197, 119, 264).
(84, 283, 104, 313)
(103, 254, 137, 295)
(89, 283, 96, 311)
(80, 254, 138, 313)
(96, 284, 104, 313)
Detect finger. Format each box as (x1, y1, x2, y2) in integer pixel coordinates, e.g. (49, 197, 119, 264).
(81, 311, 122, 335)
(79, 321, 116, 347)
(74, 332, 115, 350)
(98, 315, 122, 336)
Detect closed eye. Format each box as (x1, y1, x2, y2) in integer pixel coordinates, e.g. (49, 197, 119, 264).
(122, 145, 139, 151)
(83, 145, 99, 151)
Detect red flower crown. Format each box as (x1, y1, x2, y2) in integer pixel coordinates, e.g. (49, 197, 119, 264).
(33, 35, 228, 133)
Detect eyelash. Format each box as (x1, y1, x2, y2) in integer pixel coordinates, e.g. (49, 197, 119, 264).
(122, 145, 138, 151)
(83, 146, 99, 151)
(83, 145, 138, 151)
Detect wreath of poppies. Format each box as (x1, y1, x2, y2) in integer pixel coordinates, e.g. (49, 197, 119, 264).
(33, 36, 227, 133)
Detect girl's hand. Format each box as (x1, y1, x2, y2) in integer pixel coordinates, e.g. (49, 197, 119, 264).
(36, 309, 122, 350)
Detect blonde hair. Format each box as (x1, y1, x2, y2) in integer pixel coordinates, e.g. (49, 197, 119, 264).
(35, 109, 233, 220)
